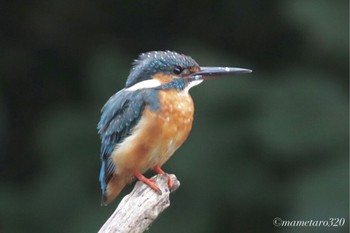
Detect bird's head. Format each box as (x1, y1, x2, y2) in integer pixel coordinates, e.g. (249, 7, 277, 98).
(125, 51, 251, 92)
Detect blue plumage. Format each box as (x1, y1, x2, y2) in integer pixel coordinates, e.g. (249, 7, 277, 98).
(97, 88, 159, 194)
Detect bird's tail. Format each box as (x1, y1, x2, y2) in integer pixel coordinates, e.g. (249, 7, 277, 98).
(101, 175, 127, 206)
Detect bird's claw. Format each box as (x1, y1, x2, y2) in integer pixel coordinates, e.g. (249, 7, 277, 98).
(167, 175, 174, 190)
(147, 179, 162, 194)
(134, 171, 162, 194)
(153, 165, 174, 190)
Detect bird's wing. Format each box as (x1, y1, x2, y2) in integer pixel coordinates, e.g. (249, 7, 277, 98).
(97, 88, 159, 192)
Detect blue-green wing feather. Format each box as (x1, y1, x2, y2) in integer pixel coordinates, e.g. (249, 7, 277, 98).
(97, 88, 159, 193)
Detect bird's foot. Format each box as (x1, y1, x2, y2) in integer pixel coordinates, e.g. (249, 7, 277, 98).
(134, 171, 161, 194)
(153, 165, 174, 190)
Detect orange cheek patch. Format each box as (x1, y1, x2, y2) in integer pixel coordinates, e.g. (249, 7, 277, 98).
(190, 67, 200, 73)
(153, 73, 174, 85)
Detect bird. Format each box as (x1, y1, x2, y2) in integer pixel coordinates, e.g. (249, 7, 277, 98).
(97, 50, 251, 205)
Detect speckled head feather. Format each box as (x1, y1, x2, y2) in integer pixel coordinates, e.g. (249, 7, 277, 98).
(125, 51, 199, 88)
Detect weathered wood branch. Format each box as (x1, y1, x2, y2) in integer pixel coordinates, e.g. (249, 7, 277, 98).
(98, 174, 180, 233)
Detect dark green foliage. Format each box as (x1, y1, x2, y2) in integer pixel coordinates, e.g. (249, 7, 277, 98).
(0, 0, 348, 232)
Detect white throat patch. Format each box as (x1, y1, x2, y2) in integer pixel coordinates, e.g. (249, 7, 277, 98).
(183, 80, 203, 93)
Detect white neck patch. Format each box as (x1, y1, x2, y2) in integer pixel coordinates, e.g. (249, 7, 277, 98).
(126, 79, 162, 91)
(183, 80, 203, 94)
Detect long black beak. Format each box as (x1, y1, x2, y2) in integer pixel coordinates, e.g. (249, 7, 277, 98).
(189, 66, 252, 80)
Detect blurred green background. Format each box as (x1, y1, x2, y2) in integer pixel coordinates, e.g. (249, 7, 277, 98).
(0, 0, 348, 233)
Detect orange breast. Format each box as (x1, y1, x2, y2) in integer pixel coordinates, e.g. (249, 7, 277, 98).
(111, 88, 194, 176)
(155, 89, 195, 164)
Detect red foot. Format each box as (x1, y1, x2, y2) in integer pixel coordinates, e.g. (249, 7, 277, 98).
(134, 171, 161, 193)
(153, 165, 174, 189)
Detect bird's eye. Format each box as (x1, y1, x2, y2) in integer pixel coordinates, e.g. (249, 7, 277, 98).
(173, 66, 184, 75)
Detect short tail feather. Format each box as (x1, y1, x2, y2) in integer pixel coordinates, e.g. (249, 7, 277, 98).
(101, 175, 127, 206)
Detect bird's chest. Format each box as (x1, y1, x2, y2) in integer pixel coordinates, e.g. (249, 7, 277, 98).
(158, 90, 194, 124)
(156, 90, 194, 159)
(112, 89, 195, 172)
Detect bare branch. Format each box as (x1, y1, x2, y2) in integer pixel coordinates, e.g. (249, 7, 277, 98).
(98, 174, 180, 233)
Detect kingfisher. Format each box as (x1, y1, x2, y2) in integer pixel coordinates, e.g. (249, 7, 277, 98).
(97, 51, 251, 205)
